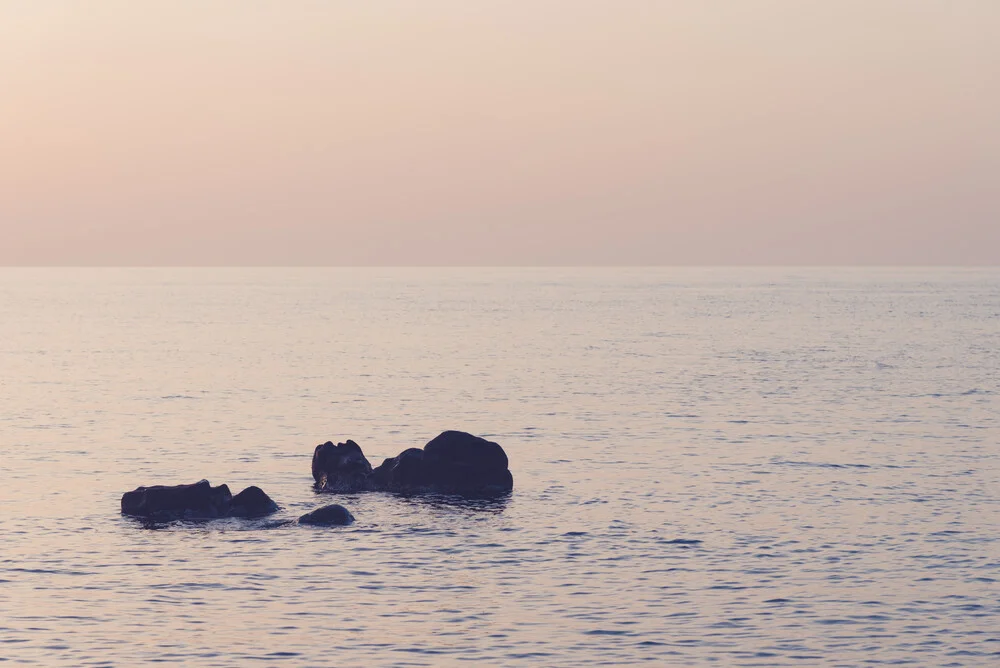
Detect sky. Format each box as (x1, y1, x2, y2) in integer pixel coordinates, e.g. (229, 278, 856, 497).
(1, 1, 998, 266)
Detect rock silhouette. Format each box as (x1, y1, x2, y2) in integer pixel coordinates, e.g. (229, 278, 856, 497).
(311, 439, 374, 492)
(120, 430, 510, 525)
(230, 485, 280, 517)
(298, 504, 355, 526)
(313, 430, 513, 496)
(121, 480, 279, 521)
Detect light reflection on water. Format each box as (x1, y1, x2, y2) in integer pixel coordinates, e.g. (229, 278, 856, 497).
(1, 267, 998, 666)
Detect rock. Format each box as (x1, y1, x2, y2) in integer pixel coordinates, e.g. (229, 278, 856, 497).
(312, 439, 374, 492)
(425, 430, 509, 472)
(121, 479, 233, 520)
(298, 504, 355, 526)
(121, 480, 279, 520)
(372, 431, 514, 495)
(370, 448, 425, 490)
(229, 486, 279, 518)
(310, 431, 514, 496)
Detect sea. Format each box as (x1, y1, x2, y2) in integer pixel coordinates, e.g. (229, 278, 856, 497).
(1, 267, 997, 666)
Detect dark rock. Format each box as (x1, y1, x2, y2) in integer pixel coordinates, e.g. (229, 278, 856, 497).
(310, 431, 513, 496)
(229, 486, 279, 518)
(312, 439, 374, 492)
(370, 448, 424, 490)
(425, 430, 509, 472)
(121, 479, 233, 520)
(372, 431, 514, 495)
(298, 504, 355, 526)
(121, 480, 280, 521)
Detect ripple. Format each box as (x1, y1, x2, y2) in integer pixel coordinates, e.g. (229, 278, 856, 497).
(2, 267, 999, 667)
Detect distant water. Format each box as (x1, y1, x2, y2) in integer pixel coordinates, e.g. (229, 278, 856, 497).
(1, 267, 998, 666)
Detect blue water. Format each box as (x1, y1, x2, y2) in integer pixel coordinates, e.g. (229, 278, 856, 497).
(1, 267, 998, 666)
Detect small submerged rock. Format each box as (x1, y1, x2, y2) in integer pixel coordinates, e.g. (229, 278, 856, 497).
(298, 504, 355, 526)
(312, 430, 513, 496)
(121, 480, 279, 521)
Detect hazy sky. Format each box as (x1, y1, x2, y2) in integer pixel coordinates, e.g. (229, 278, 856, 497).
(1, 1, 998, 265)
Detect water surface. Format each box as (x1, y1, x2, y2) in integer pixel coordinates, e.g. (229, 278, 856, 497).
(1, 267, 998, 665)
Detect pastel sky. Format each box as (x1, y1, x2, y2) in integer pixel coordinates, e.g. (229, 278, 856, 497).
(1, 1, 998, 265)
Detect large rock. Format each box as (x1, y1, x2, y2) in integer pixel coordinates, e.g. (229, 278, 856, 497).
(120, 480, 279, 520)
(312, 439, 374, 492)
(121, 480, 233, 520)
(372, 431, 514, 495)
(298, 504, 355, 526)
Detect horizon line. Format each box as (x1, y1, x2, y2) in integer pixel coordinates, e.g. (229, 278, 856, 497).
(2, 264, 999, 270)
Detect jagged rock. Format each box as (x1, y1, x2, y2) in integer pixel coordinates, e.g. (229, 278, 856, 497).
(229, 486, 279, 518)
(120, 479, 233, 520)
(298, 504, 355, 526)
(311, 439, 374, 492)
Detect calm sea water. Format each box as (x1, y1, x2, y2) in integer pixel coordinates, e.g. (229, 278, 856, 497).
(1, 267, 998, 666)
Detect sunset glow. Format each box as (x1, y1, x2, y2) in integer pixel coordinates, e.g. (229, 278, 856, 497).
(2, 1, 997, 264)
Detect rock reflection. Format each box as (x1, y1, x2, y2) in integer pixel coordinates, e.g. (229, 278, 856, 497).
(395, 491, 512, 514)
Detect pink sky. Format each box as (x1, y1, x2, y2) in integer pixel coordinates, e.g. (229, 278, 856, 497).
(1, 1, 998, 265)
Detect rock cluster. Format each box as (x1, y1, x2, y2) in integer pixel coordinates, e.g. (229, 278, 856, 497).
(120, 430, 513, 527)
(314, 430, 513, 496)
